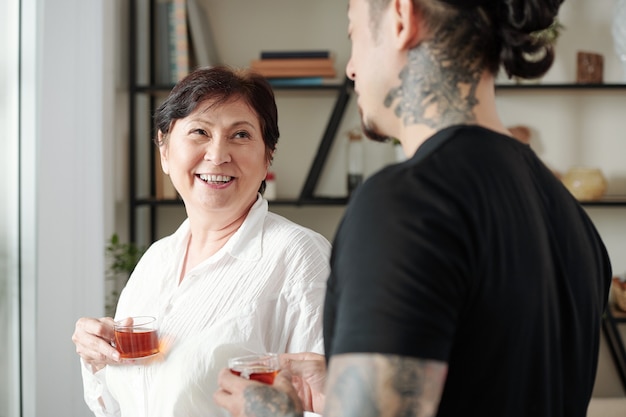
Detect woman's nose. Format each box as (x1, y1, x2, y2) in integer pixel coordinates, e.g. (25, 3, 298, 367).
(203, 140, 231, 165)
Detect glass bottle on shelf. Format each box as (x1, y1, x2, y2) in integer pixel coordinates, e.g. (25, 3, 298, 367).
(347, 128, 364, 196)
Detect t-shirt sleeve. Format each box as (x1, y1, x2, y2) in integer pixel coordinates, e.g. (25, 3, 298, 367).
(325, 171, 474, 362)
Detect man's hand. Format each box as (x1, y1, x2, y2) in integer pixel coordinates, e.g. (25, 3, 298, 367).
(280, 352, 327, 413)
(72, 317, 120, 373)
(214, 367, 303, 417)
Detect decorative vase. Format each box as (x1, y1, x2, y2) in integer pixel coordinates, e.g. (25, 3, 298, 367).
(610, 276, 626, 312)
(562, 167, 608, 201)
(613, 0, 626, 82)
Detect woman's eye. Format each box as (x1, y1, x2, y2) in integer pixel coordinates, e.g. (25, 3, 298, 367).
(233, 130, 251, 139)
(188, 129, 211, 144)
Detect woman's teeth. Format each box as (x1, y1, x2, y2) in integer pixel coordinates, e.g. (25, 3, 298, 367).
(199, 174, 233, 184)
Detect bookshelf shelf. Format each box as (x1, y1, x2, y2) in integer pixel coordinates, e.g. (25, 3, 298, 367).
(611, 308, 626, 324)
(581, 197, 626, 207)
(274, 197, 350, 206)
(132, 197, 351, 208)
(495, 83, 626, 90)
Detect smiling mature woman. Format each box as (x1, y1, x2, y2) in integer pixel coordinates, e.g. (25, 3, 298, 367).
(72, 66, 332, 417)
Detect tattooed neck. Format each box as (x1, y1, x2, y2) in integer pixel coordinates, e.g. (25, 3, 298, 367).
(243, 385, 302, 417)
(384, 40, 482, 131)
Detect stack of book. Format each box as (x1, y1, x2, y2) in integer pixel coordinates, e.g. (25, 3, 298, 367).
(250, 50, 337, 85)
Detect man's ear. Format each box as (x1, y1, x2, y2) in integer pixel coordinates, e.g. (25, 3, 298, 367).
(393, 0, 422, 50)
(157, 130, 169, 175)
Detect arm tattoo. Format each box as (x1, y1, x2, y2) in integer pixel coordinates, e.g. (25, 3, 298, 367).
(390, 356, 440, 417)
(243, 385, 302, 417)
(325, 354, 446, 417)
(328, 362, 380, 417)
(384, 17, 482, 131)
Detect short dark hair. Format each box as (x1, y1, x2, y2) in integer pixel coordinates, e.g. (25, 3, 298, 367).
(154, 65, 279, 163)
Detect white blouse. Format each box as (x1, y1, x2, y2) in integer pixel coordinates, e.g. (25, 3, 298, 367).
(81, 196, 331, 417)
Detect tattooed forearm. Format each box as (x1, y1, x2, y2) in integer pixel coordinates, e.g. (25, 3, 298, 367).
(326, 360, 380, 417)
(243, 385, 302, 417)
(325, 354, 447, 417)
(391, 356, 423, 417)
(389, 356, 446, 417)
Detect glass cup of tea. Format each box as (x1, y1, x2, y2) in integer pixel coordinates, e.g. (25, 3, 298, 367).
(113, 316, 159, 359)
(228, 353, 280, 384)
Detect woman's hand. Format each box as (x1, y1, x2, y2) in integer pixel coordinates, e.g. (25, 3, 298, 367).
(280, 352, 327, 414)
(72, 317, 120, 373)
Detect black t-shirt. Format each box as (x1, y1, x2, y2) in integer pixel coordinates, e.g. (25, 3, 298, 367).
(324, 125, 612, 417)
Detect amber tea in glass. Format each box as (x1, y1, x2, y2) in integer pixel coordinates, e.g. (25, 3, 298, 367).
(228, 353, 280, 384)
(113, 316, 159, 359)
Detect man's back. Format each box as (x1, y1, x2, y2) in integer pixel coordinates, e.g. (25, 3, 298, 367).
(324, 125, 612, 416)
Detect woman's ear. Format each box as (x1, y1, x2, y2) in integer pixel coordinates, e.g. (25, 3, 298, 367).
(393, 0, 422, 50)
(157, 130, 169, 175)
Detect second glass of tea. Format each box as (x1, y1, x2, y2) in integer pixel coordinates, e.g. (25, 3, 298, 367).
(228, 353, 280, 384)
(113, 316, 159, 359)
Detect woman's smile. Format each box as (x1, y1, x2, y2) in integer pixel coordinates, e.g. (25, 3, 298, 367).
(197, 174, 235, 185)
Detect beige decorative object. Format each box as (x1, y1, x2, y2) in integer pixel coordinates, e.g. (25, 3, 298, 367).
(562, 167, 607, 201)
(508, 125, 531, 145)
(610, 277, 626, 312)
(576, 51, 604, 84)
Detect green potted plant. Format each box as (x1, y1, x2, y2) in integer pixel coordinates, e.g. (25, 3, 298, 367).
(105, 234, 145, 316)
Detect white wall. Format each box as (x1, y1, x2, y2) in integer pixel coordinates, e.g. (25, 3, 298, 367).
(20, 0, 115, 416)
